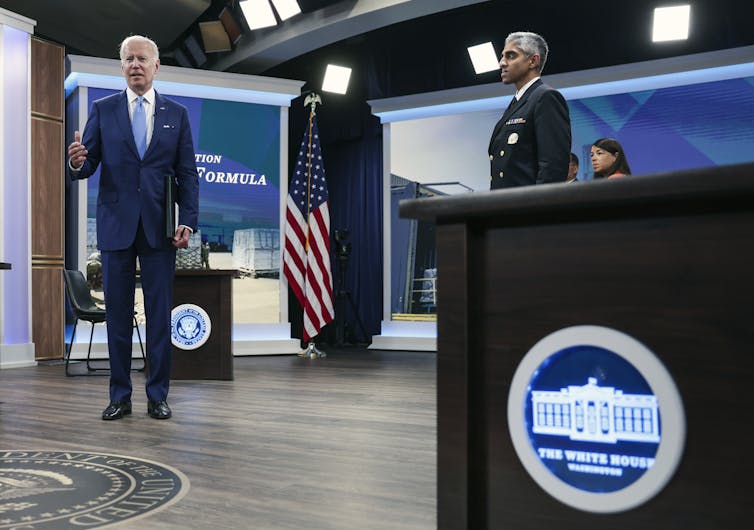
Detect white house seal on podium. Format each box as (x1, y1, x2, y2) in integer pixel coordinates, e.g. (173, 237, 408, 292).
(171, 303, 212, 350)
(507, 325, 685, 513)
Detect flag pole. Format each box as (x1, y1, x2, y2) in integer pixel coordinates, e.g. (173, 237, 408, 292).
(298, 92, 326, 359)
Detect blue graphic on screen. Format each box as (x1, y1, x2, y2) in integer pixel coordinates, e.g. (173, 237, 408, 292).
(570, 76, 754, 180)
(525, 346, 660, 493)
(85, 88, 280, 253)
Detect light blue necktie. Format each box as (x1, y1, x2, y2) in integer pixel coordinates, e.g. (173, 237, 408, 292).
(132, 96, 147, 158)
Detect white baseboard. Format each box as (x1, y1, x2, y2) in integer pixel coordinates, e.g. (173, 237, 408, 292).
(232, 339, 302, 355)
(369, 320, 437, 351)
(0, 342, 37, 369)
(66, 322, 302, 357)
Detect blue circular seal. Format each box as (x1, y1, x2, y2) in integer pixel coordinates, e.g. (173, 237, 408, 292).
(171, 304, 212, 350)
(508, 326, 685, 513)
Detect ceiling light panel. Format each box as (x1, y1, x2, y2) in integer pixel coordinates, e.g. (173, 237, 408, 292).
(467, 42, 499, 74)
(270, 0, 302, 21)
(240, 0, 278, 30)
(322, 64, 352, 94)
(652, 5, 691, 42)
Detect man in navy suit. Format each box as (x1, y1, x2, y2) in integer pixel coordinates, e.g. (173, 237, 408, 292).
(67, 35, 199, 420)
(489, 32, 571, 189)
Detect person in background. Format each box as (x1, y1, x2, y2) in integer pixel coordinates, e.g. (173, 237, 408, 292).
(488, 31, 571, 189)
(67, 35, 199, 421)
(567, 152, 579, 182)
(201, 239, 211, 269)
(590, 137, 632, 179)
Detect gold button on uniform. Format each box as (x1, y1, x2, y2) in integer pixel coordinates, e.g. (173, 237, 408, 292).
(500, 150, 505, 157)
(499, 171, 504, 178)
(489, 154, 493, 160)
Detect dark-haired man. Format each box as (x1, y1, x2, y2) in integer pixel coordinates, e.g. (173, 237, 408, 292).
(567, 152, 579, 182)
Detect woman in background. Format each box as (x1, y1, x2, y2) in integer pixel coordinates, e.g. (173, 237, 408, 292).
(590, 137, 631, 179)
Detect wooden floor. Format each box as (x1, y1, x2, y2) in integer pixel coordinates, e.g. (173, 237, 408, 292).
(0, 348, 436, 529)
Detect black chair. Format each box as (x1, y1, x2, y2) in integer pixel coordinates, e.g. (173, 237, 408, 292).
(63, 269, 145, 376)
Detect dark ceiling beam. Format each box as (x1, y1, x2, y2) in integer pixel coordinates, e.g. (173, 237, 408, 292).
(212, 0, 489, 74)
(0, 0, 212, 58)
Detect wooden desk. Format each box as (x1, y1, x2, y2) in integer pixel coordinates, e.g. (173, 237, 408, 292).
(401, 163, 754, 530)
(171, 269, 234, 380)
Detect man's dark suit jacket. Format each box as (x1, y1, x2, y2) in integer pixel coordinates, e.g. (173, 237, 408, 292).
(71, 90, 199, 249)
(488, 79, 571, 189)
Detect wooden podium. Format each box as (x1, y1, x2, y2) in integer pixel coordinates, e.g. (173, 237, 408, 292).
(172, 269, 234, 380)
(400, 163, 754, 530)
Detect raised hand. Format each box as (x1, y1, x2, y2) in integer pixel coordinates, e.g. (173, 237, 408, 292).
(68, 130, 88, 169)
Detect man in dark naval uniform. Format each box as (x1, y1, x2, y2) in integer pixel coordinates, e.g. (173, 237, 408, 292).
(489, 31, 571, 189)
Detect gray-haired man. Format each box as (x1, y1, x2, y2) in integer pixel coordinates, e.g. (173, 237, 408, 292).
(489, 31, 571, 189)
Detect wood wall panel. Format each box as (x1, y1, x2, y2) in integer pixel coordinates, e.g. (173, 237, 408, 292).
(31, 118, 64, 257)
(31, 37, 65, 360)
(31, 39, 64, 119)
(31, 267, 64, 360)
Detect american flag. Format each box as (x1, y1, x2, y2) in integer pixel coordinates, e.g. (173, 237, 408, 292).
(283, 113, 334, 342)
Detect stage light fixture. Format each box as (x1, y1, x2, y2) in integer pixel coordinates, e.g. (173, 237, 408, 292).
(240, 0, 277, 30)
(219, 6, 243, 44)
(652, 5, 690, 42)
(467, 42, 500, 74)
(184, 34, 207, 67)
(270, 0, 302, 21)
(199, 21, 232, 52)
(322, 64, 352, 95)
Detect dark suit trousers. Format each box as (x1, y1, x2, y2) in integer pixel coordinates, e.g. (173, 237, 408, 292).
(101, 219, 175, 403)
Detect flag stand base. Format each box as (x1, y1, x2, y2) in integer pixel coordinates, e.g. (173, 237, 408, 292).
(298, 342, 326, 359)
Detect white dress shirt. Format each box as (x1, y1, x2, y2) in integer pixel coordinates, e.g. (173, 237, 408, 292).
(515, 76, 541, 100)
(126, 87, 155, 148)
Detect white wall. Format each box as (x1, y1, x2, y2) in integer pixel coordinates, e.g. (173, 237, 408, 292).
(0, 7, 36, 368)
(391, 109, 500, 192)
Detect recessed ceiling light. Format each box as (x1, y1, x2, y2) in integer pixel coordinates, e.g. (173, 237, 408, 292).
(239, 0, 277, 30)
(322, 64, 352, 95)
(467, 42, 500, 74)
(652, 5, 691, 42)
(270, 0, 302, 21)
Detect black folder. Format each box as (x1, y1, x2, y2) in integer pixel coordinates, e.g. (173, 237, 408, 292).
(165, 174, 178, 239)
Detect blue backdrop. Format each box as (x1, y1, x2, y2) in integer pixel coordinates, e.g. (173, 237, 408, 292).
(86, 88, 281, 251)
(570, 76, 754, 179)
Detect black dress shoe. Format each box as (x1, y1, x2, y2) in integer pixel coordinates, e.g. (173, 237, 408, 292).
(102, 401, 132, 421)
(147, 400, 172, 419)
